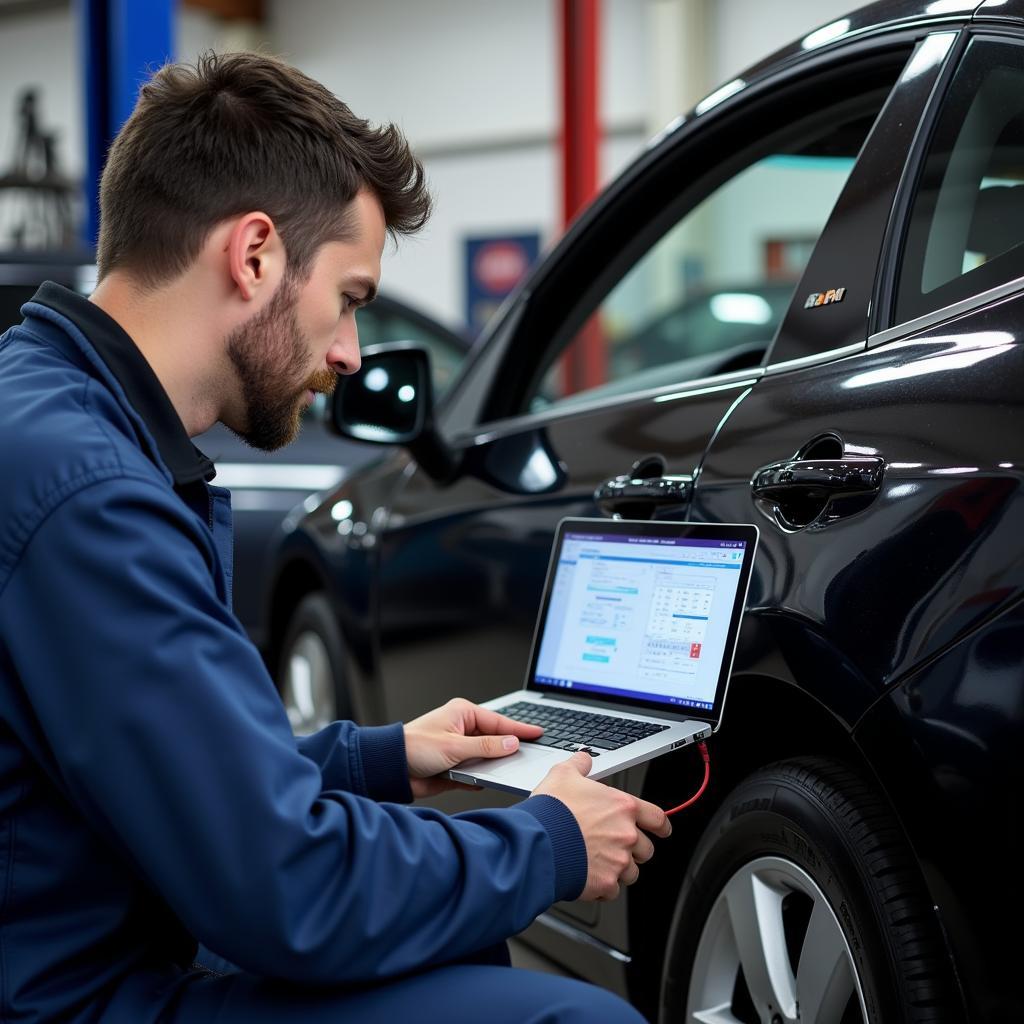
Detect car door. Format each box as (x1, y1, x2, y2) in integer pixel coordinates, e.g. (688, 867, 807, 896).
(370, 33, 927, 733)
(691, 26, 1024, 1019)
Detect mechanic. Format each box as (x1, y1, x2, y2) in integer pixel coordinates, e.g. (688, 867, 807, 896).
(0, 52, 669, 1022)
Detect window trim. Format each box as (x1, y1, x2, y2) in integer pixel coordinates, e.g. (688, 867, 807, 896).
(451, 329, 882, 447)
(764, 341, 867, 376)
(449, 365, 762, 448)
(867, 268, 1024, 350)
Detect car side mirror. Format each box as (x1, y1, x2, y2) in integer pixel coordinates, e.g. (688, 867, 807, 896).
(329, 343, 458, 482)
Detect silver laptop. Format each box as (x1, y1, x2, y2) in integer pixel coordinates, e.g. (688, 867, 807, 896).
(448, 517, 759, 795)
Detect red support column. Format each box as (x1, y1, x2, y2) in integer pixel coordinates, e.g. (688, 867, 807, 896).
(559, 0, 606, 396)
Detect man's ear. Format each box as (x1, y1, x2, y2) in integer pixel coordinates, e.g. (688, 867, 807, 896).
(226, 212, 284, 301)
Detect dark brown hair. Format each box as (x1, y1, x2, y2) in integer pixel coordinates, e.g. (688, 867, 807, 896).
(97, 51, 431, 286)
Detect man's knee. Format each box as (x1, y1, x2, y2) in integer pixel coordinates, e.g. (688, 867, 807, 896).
(513, 972, 647, 1024)
(168, 960, 648, 1023)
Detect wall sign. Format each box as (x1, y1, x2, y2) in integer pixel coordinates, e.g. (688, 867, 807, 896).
(464, 232, 540, 335)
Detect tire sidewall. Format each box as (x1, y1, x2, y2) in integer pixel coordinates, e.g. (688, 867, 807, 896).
(278, 592, 352, 725)
(661, 767, 896, 1023)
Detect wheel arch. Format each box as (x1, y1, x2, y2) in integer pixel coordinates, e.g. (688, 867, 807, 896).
(625, 670, 918, 1018)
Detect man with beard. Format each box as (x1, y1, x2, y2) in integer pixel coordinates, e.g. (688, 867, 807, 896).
(0, 52, 666, 1022)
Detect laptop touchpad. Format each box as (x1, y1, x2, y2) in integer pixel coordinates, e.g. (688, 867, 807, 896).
(457, 744, 566, 779)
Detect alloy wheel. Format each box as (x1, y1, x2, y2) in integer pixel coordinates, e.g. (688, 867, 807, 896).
(281, 629, 338, 735)
(686, 855, 867, 1024)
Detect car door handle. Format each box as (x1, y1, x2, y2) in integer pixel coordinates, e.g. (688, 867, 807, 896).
(751, 457, 885, 502)
(595, 473, 692, 517)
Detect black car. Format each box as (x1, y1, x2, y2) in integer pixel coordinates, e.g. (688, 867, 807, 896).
(265, 3, 1024, 1021)
(0, 253, 470, 661)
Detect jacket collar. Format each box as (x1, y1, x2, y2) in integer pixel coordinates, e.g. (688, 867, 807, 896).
(26, 282, 215, 486)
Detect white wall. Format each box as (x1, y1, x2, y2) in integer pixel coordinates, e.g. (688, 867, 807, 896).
(176, 5, 229, 62)
(268, 0, 647, 152)
(712, 0, 859, 86)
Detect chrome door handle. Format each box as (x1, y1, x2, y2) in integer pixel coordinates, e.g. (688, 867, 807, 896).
(751, 457, 884, 502)
(595, 473, 691, 518)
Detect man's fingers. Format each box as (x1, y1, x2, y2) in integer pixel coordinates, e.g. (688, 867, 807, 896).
(562, 750, 593, 776)
(632, 832, 655, 865)
(452, 733, 525, 761)
(620, 861, 641, 886)
(635, 796, 672, 838)
(468, 705, 544, 740)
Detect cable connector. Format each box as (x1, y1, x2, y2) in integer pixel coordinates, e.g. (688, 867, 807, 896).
(664, 740, 710, 816)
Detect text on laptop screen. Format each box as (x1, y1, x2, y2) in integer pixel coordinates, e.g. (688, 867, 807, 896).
(533, 532, 747, 710)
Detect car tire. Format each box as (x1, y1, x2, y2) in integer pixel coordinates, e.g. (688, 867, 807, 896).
(659, 757, 960, 1024)
(277, 592, 352, 735)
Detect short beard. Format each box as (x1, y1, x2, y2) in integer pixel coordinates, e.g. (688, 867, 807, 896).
(225, 277, 335, 452)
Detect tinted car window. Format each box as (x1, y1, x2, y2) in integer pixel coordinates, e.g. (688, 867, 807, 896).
(530, 114, 877, 412)
(896, 36, 1024, 324)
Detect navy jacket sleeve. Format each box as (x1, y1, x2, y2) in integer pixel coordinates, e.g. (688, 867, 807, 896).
(0, 475, 587, 983)
(295, 720, 414, 804)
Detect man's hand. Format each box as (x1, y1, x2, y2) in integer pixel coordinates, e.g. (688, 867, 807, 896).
(404, 697, 543, 798)
(532, 751, 671, 901)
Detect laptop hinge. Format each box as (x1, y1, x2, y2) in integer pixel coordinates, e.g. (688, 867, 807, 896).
(538, 691, 714, 725)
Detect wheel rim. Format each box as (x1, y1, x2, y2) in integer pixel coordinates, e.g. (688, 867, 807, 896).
(685, 856, 867, 1024)
(281, 629, 337, 735)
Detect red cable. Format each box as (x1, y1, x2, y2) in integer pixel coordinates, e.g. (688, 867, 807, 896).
(664, 741, 710, 816)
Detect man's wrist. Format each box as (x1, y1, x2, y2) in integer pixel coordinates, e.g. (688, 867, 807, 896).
(516, 794, 588, 902)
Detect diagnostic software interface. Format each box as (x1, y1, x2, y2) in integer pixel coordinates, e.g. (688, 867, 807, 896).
(533, 531, 747, 711)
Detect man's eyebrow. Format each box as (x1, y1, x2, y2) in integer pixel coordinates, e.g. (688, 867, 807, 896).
(349, 276, 378, 305)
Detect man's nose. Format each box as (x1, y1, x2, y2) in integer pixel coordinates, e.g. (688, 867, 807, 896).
(328, 330, 361, 376)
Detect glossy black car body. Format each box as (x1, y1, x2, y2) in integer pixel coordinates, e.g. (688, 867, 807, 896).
(266, 3, 1024, 1020)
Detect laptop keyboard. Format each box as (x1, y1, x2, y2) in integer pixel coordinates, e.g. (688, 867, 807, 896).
(497, 701, 669, 757)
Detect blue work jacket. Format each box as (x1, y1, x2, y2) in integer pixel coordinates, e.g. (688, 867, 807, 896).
(0, 286, 586, 1022)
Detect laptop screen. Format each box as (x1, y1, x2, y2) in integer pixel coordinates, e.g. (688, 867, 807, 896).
(527, 519, 757, 719)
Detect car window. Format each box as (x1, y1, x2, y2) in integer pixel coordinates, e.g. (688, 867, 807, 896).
(528, 108, 881, 413)
(357, 303, 465, 398)
(895, 37, 1024, 324)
